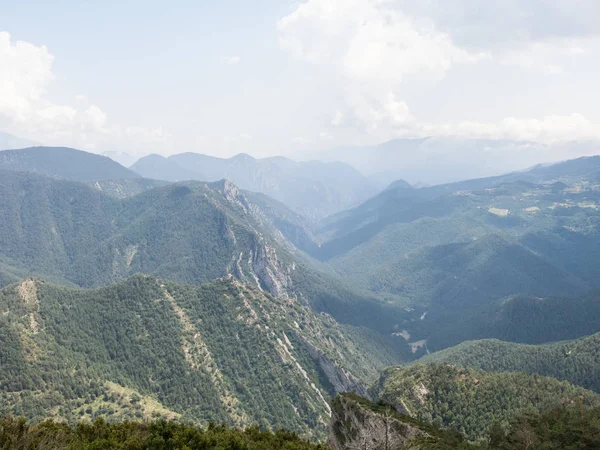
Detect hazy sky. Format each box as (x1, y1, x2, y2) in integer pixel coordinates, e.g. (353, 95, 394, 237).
(1, 0, 600, 158)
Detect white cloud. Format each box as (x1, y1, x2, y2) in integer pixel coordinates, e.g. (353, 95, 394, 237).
(36, 105, 77, 122)
(393, 1, 600, 51)
(224, 55, 241, 65)
(83, 105, 108, 129)
(277, 0, 481, 134)
(428, 114, 600, 144)
(277, 0, 480, 82)
(0, 31, 54, 121)
(495, 37, 596, 74)
(277, 1, 600, 145)
(0, 31, 169, 153)
(338, 90, 414, 133)
(330, 110, 344, 127)
(382, 94, 412, 126)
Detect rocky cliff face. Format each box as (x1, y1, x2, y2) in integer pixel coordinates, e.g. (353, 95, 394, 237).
(248, 241, 293, 298)
(329, 394, 457, 450)
(301, 338, 369, 398)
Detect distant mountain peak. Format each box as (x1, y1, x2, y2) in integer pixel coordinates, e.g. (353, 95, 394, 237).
(0, 146, 139, 181)
(134, 151, 380, 218)
(130, 153, 205, 182)
(385, 179, 413, 191)
(231, 153, 255, 161)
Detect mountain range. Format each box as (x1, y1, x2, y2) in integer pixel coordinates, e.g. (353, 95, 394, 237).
(0, 168, 411, 334)
(130, 152, 380, 219)
(0, 150, 417, 439)
(305, 154, 600, 355)
(2, 143, 600, 446)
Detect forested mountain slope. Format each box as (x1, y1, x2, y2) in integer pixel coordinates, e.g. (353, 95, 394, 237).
(0, 170, 408, 333)
(4, 145, 600, 445)
(420, 291, 600, 351)
(241, 190, 319, 256)
(420, 332, 600, 393)
(351, 232, 584, 309)
(85, 177, 169, 199)
(319, 180, 600, 284)
(330, 393, 476, 450)
(370, 364, 600, 441)
(0, 276, 403, 438)
(330, 392, 600, 449)
(316, 155, 600, 260)
(0, 147, 139, 181)
(308, 160, 600, 352)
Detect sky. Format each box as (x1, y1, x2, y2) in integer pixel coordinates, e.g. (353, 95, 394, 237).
(1, 0, 600, 160)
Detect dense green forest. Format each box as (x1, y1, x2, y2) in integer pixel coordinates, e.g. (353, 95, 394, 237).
(5, 402, 596, 449)
(420, 333, 600, 392)
(422, 291, 600, 351)
(85, 178, 168, 199)
(0, 417, 327, 450)
(489, 403, 600, 449)
(370, 364, 600, 441)
(0, 275, 405, 439)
